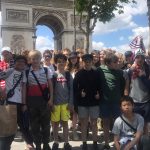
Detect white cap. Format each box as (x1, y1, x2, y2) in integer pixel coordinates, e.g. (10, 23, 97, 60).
(1, 46, 11, 54)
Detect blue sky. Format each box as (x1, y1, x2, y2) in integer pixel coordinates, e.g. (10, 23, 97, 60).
(36, 0, 149, 53)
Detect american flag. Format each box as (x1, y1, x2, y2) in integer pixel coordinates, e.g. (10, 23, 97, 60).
(129, 35, 146, 53)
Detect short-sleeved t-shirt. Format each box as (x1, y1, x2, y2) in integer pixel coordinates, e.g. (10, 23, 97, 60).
(112, 113, 144, 138)
(44, 64, 55, 77)
(0, 68, 26, 104)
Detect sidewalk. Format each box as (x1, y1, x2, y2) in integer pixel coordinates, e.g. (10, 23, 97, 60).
(11, 130, 115, 150)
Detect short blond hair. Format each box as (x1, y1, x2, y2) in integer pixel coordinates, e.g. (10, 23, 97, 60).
(28, 50, 42, 59)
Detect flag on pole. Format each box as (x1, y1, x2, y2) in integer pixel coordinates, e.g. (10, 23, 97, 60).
(129, 35, 145, 53)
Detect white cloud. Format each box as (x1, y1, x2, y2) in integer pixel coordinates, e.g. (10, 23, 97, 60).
(92, 41, 105, 50)
(36, 36, 54, 53)
(94, 0, 147, 35)
(92, 40, 130, 53)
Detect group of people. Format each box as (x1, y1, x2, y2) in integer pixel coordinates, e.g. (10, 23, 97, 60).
(0, 46, 149, 150)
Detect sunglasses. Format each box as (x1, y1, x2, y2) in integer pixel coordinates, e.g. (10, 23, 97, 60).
(44, 55, 51, 58)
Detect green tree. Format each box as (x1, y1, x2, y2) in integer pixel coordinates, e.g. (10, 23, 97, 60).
(75, 0, 136, 53)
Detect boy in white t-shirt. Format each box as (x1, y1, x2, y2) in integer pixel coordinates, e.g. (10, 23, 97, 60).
(112, 96, 144, 150)
(0, 55, 27, 104)
(0, 55, 27, 150)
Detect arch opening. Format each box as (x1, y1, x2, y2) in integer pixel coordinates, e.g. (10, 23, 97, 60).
(35, 15, 64, 50)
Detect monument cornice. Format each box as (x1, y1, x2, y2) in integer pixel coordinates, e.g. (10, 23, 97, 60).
(1, 25, 34, 32)
(1, 0, 73, 9)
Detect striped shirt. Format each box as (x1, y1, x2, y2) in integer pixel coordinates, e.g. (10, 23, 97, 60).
(27, 66, 52, 96)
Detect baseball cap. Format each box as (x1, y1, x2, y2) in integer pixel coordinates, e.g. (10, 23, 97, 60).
(1, 46, 11, 54)
(82, 54, 93, 62)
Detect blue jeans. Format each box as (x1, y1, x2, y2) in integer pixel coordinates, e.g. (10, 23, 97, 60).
(0, 135, 14, 150)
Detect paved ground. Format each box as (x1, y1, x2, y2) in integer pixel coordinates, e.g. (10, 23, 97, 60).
(11, 131, 115, 150)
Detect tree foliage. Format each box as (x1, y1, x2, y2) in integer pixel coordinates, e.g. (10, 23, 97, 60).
(75, 0, 136, 53)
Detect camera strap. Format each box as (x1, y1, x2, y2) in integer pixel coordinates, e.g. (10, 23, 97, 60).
(120, 115, 137, 133)
(31, 70, 45, 95)
(11, 73, 23, 91)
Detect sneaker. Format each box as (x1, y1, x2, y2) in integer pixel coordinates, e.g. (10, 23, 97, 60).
(36, 147, 42, 150)
(82, 142, 88, 150)
(52, 143, 59, 150)
(103, 144, 110, 150)
(64, 143, 72, 150)
(72, 130, 79, 141)
(43, 144, 51, 150)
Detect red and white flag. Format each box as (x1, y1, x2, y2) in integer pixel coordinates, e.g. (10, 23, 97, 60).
(129, 35, 145, 53)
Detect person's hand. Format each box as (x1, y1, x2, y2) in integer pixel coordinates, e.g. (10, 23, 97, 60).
(0, 92, 7, 100)
(81, 89, 86, 98)
(124, 144, 132, 150)
(47, 99, 53, 108)
(95, 91, 100, 100)
(67, 104, 74, 112)
(22, 105, 27, 112)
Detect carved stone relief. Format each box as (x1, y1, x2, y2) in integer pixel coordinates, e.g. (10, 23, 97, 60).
(6, 9, 29, 23)
(33, 9, 67, 25)
(76, 38, 84, 49)
(11, 35, 25, 54)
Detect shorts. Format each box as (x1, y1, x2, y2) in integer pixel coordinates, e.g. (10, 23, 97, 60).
(133, 101, 150, 122)
(100, 103, 120, 119)
(51, 103, 70, 122)
(78, 106, 99, 119)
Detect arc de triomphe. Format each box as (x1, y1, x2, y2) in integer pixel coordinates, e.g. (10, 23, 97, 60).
(0, 0, 91, 53)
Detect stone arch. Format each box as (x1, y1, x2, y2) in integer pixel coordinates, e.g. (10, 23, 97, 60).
(33, 9, 67, 30)
(33, 9, 67, 49)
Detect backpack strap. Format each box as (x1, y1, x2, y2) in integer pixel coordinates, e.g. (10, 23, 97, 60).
(44, 67, 48, 76)
(43, 67, 48, 82)
(25, 69, 30, 86)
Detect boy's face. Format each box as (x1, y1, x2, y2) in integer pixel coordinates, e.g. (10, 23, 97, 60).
(93, 54, 99, 64)
(56, 58, 66, 70)
(121, 101, 133, 114)
(82, 60, 93, 70)
(108, 60, 118, 70)
(126, 56, 133, 64)
(44, 53, 51, 62)
(15, 59, 26, 71)
(30, 56, 41, 66)
(134, 55, 145, 66)
(70, 57, 78, 65)
(2, 51, 12, 62)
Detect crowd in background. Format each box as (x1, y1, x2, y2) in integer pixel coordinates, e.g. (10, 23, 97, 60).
(0, 46, 150, 150)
